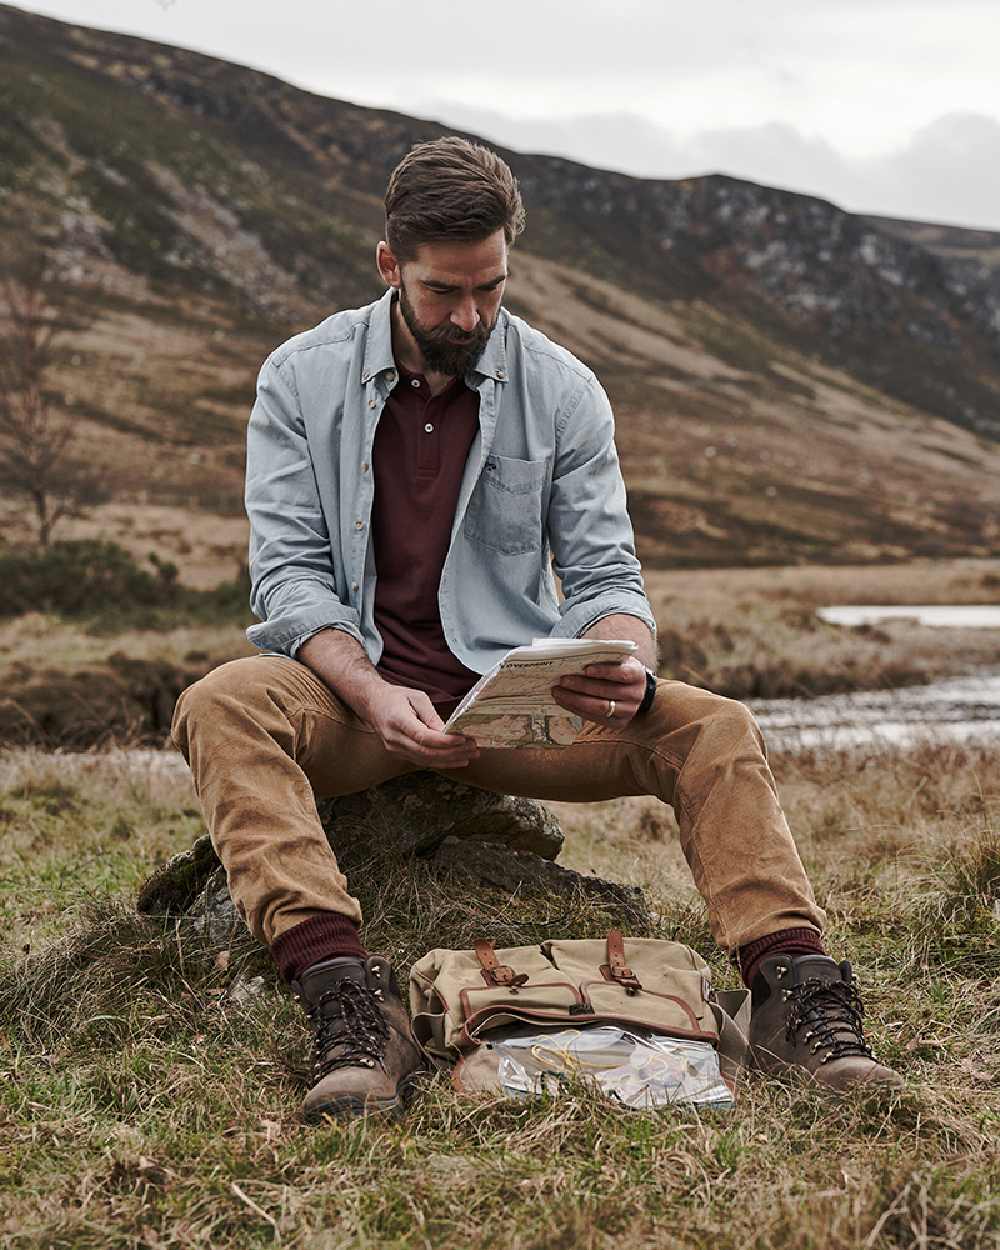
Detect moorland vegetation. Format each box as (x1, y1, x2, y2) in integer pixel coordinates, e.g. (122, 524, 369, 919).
(1, 742, 997, 1248)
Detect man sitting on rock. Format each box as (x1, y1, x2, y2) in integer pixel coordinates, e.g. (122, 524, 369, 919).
(171, 136, 901, 1121)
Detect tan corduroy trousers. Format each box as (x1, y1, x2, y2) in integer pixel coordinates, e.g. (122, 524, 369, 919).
(170, 654, 825, 952)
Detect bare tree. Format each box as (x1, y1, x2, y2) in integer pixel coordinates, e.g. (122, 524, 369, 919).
(0, 238, 110, 546)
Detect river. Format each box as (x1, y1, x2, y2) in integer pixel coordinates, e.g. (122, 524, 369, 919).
(817, 605, 1000, 628)
(750, 672, 1000, 751)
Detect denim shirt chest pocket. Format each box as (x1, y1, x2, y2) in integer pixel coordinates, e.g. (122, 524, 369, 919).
(464, 452, 549, 555)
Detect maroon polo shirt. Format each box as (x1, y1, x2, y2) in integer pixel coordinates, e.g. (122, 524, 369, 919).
(371, 364, 481, 718)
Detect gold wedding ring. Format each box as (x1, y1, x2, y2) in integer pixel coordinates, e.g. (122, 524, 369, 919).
(606, 699, 616, 718)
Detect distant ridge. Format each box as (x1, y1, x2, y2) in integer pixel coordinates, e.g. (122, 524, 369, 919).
(1, 1, 997, 566)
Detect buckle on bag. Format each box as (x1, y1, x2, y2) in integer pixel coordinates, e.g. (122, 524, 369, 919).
(474, 939, 529, 991)
(601, 928, 642, 996)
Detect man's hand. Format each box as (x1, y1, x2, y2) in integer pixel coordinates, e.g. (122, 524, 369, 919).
(297, 628, 479, 767)
(362, 684, 481, 768)
(551, 656, 648, 726)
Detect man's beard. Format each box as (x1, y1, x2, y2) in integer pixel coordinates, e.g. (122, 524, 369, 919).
(398, 281, 494, 377)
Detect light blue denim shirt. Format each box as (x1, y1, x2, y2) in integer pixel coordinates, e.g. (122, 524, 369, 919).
(244, 288, 655, 673)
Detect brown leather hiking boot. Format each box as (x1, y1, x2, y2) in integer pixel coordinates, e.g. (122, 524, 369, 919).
(749, 954, 903, 1093)
(292, 954, 426, 1122)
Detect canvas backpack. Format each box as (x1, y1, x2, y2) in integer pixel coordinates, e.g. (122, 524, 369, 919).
(409, 930, 750, 1094)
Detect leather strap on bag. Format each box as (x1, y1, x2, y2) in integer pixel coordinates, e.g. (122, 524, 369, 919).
(474, 939, 529, 989)
(601, 928, 642, 995)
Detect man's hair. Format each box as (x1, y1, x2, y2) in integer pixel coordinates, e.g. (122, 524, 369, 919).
(384, 136, 526, 261)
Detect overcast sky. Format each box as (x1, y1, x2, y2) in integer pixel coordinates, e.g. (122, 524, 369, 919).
(15, 0, 1000, 230)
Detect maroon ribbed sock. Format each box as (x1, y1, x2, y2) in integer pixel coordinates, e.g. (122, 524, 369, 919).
(738, 926, 826, 988)
(270, 913, 367, 983)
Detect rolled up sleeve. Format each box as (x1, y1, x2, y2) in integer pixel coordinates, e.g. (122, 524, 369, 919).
(244, 354, 364, 657)
(545, 374, 656, 641)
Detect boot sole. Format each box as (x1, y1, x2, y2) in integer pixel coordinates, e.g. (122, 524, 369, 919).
(302, 1069, 426, 1124)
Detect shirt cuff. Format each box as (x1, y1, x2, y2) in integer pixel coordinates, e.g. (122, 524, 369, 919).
(549, 590, 657, 643)
(246, 608, 366, 659)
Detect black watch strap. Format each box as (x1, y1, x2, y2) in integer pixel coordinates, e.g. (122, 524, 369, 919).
(637, 667, 657, 716)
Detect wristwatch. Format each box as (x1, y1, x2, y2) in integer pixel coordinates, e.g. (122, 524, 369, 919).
(637, 666, 658, 716)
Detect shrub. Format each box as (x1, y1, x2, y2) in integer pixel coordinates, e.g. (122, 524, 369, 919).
(192, 561, 250, 618)
(0, 540, 178, 619)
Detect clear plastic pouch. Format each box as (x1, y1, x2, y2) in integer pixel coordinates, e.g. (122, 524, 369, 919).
(487, 1023, 734, 1110)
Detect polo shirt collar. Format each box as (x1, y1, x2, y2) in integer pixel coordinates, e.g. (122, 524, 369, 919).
(361, 288, 508, 386)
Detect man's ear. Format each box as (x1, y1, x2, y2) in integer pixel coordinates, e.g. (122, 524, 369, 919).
(376, 240, 401, 289)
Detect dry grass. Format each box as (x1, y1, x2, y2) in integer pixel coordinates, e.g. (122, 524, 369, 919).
(1, 742, 998, 1249)
(0, 613, 252, 674)
(645, 558, 1000, 612)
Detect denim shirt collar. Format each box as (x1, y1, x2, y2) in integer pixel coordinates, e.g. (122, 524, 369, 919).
(361, 287, 508, 386)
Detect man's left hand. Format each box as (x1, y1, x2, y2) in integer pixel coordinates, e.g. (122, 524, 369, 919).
(551, 657, 648, 726)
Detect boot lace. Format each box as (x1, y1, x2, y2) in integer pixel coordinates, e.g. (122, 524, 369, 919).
(310, 978, 389, 1083)
(784, 973, 875, 1064)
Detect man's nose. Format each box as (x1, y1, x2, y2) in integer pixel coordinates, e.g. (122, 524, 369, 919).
(450, 298, 480, 333)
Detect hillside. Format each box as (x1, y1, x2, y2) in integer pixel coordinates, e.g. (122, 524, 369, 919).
(1, 2, 998, 570)
(863, 213, 1000, 276)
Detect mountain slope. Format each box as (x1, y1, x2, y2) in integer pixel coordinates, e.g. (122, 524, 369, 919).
(0, 2, 997, 569)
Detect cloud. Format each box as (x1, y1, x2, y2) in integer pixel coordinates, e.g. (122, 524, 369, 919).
(688, 123, 852, 192)
(868, 113, 1000, 227)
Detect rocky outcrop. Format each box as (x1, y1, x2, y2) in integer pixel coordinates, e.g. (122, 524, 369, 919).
(136, 773, 648, 942)
(315, 772, 565, 860)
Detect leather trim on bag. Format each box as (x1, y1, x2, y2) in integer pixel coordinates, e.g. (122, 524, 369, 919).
(602, 928, 642, 994)
(474, 938, 529, 988)
(578, 980, 704, 1033)
(459, 979, 585, 1023)
(461, 1006, 718, 1049)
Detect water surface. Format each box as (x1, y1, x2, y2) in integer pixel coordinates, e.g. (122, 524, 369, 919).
(751, 672, 1000, 751)
(818, 605, 1000, 628)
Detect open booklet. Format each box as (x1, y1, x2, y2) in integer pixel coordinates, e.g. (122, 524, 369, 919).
(444, 637, 638, 748)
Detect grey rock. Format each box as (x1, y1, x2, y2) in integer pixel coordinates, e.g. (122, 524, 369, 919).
(136, 774, 649, 942)
(317, 771, 565, 860)
(137, 774, 565, 917)
(226, 974, 267, 1006)
(187, 866, 241, 946)
(136, 833, 220, 916)
(178, 836, 650, 940)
